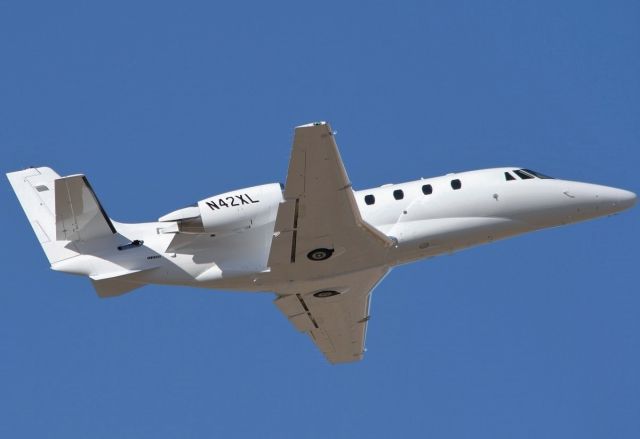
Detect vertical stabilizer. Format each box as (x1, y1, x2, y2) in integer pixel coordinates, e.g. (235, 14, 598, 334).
(7, 167, 79, 264)
(54, 175, 116, 241)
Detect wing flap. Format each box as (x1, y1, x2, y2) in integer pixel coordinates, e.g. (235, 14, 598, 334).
(274, 293, 305, 316)
(289, 312, 316, 333)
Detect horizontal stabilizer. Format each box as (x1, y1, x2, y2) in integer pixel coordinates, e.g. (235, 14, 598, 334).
(55, 175, 116, 241)
(90, 269, 151, 298)
(91, 277, 143, 298)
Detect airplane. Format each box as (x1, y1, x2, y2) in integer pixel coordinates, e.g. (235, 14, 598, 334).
(7, 122, 637, 364)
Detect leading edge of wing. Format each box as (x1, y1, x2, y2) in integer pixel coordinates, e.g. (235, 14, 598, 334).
(296, 122, 393, 246)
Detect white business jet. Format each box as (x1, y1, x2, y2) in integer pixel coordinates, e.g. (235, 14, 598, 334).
(7, 122, 636, 363)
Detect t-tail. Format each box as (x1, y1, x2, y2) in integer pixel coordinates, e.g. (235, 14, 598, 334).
(7, 167, 147, 298)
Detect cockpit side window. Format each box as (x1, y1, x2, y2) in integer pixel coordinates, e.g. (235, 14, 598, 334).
(505, 172, 516, 181)
(514, 169, 534, 179)
(522, 168, 554, 179)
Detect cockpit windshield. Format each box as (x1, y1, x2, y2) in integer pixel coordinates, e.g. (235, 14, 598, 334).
(506, 169, 555, 181)
(520, 169, 554, 179)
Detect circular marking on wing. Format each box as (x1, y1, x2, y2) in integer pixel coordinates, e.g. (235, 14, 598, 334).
(307, 248, 334, 261)
(313, 290, 340, 298)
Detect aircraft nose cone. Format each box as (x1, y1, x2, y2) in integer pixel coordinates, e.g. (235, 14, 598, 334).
(598, 186, 636, 213)
(612, 188, 636, 210)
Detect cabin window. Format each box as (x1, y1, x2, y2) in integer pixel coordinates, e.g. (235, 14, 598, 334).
(364, 194, 375, 205)
(451, 179, 462, 190)
(514, 169, 534, 179)
(505, 172, 515, 181)
(393, 189, 404, 200)
(422, 184, 432, 195)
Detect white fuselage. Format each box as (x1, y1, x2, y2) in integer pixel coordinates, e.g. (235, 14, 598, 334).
(51, 167, 636, 292)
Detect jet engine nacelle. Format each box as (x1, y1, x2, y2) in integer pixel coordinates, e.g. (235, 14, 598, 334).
(159, 183, 283, 235)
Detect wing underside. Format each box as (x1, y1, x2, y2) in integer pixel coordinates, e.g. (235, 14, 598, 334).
(268, 122, 391, 278)
(268, 122, 392, 363)
(274, 267, 389, 364)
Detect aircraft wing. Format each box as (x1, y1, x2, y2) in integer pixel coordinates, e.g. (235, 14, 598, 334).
(274, 267, 389, 363)
(267, 122, 393, 279)
(268, 122, 393, 363)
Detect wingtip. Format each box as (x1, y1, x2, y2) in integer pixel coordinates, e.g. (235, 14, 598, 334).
(295, 121, 328, 129)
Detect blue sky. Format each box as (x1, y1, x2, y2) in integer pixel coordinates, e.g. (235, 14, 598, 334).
(1, 1, 638, 437)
